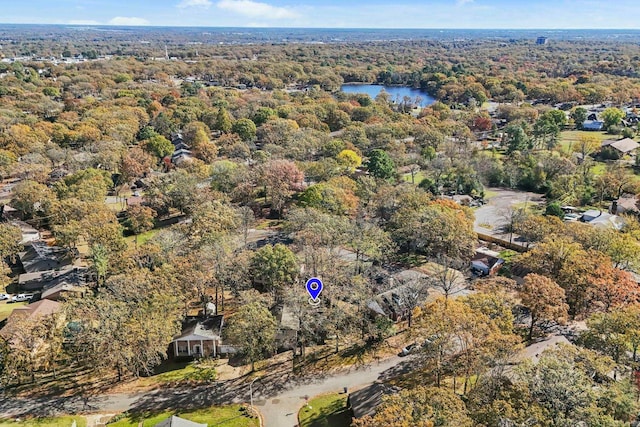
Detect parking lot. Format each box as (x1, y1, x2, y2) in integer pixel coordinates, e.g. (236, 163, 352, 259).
(474, 188, 545, 244)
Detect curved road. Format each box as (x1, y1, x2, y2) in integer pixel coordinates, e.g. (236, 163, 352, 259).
(0, 355, 414, 426)
(255, 355, 409, 427)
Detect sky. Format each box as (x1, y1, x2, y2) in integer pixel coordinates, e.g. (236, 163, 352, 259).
(2, 0, 640, 29)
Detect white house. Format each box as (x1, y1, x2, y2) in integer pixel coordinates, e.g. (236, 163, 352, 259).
(169, 315, 223, 358)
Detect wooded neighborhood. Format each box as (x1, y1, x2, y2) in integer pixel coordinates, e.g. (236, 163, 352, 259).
(1, 24, 640, 427)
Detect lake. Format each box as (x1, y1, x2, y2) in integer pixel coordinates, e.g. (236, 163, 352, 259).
(340, 83, 435, 107)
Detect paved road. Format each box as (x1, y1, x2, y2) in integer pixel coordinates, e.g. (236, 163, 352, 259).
(0, 355, 416, 426)
(474, 188, 544, 235)
(474, 187, 544, 248)
(255, 355, 411, 427)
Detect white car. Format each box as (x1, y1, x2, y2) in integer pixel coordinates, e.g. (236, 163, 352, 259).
(0, 293, 10, 301)
(11, 294, 34, 302)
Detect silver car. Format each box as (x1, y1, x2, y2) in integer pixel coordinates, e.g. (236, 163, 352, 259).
(11, 294, 34, 302)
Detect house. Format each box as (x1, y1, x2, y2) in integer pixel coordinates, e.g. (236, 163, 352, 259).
(126, 195, 144, 208)
(612, 195, 639, 215)
(582, 120, 604, 131)
(154, 415, 206, 427)
(580, 209, 625, 230)
(19, 265, 87, 293)
(168, 315, 223, 359)
(18, 241, 75, 274)
(41, 281, 86, 301)
(172, 140, 191, 151)
(272, 304, 300, 350)
(471, 247, 504, 276)
(170, 132, 183, 143)
(367, 281, 428, 322)
(0, 299, 62, 341)
(536, 36, 548, 45)
(171, 148, 193, 165)
(348, 382, 399, 418)
(0, 206, 40, 243)
(601, 138, 640, 155)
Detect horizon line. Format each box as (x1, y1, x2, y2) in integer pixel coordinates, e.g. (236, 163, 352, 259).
(1, 23, 640, 31)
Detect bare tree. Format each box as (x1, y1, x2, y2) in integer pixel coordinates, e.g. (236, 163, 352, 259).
(428, 255, 468, 302)
(395, 275, 430, 327)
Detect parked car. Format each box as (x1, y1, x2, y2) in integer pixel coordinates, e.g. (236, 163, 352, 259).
(11, 294, 33, 302)
(563, 213, 580, 222)
(399, 343, 420, 357)
(0, 293, 10, 301)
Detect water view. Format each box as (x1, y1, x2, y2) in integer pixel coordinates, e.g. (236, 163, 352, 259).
(340, 83, 436, 107)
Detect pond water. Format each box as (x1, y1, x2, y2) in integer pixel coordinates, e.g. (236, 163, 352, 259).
(340, 83, 436, 107)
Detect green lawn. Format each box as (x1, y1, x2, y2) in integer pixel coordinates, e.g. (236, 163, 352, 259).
(0, 301, 27, 322)
(483, 189, 499, 200)
(134, 359, 218, 388)
(298, 393, 351, 427)
(0, 416, 86, 427)
(559, 130, 610, 153)
(124, 228, 160, 246)
(402, 171, 426, 185)
(591, 163, 607, 176)
(109, 406, 259, 427)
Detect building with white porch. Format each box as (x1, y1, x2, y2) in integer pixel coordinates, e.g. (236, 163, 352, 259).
(169, 315, 223, 359)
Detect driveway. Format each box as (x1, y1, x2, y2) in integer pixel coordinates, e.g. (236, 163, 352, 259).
(474, 188, 544, 246)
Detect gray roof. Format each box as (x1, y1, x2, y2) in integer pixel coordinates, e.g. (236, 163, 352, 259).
(609, 138, 639, 153)
(367, 283, 427, 319)
(174, 315, 224, 340)
(20, 266, 87, 292)
(273, 304, 300, 331)
(154, 415, 207, 427)
(18, 242, 74, 273)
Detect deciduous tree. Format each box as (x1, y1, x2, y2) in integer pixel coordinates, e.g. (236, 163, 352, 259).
(224, 302, 277, 371)
(353, 386, 473, 427)
(519, 274, 568, 340)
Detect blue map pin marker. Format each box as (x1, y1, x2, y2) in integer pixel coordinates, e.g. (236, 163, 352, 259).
(306, 277, 323, 301)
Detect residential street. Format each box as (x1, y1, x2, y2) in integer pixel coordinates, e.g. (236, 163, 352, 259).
(255, 355, 411, 427)
(0, 355, 415, 426)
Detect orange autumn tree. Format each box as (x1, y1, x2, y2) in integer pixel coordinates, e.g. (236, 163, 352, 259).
(587, 262, 640, 312)
(519, 274, 569, 340)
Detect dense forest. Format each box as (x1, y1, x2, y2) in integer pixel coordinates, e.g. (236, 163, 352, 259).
(1, 28, 640, 426)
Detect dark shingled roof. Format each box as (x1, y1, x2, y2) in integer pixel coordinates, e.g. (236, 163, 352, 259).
(18, 241, 74, 273)
(173, 315, 224, 340)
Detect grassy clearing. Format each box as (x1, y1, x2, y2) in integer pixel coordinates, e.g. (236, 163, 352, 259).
(298, 393, 351, 427)
(591, 163, 607, 176)
(483, 189, 499, 200)
(254, 219, 284, 230)
(124, 228, 160, 246)
(108, 406, 259, 427)
(402, 171, 426, 185)
(0, 416, 87, 427)
(0, 301, 27, 322)
(559, 130, 610, 153)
